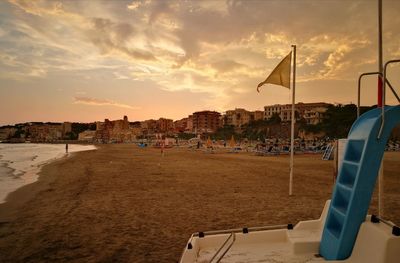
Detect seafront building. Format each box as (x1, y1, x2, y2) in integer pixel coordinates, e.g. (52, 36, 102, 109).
(187, 115, 193, 132)
(28, 122, 72, 142)
(264, 102, 331, 123)
(156, 118, 174, 133)
(223, 108, 264, 128)
(94, 116, 140, 143)
(174, 117, 188, 133)
(1, 102, 337, 142)
(192, 111, 221, 134)
(0, 127, 16, 141)
(78, 130, 96, 142)
(303, 107, 329, 125)
(140, 118, 174, 135)
(140, 119, 158, 135)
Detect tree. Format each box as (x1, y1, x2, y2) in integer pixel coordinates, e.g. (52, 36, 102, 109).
(213, 125, 236, 140)
(177, 133, 196, 140)
(69, 123, 96, 140)
(269, 113, 281, 124)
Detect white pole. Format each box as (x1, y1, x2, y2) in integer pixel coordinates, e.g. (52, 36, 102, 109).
(378, 0, 383, 218)
(289, 45, 296, 196)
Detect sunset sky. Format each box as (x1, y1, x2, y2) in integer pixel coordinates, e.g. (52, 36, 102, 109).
(1, 0, 400, 125)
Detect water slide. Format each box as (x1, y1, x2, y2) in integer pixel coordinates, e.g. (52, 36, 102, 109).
(320, 105, 400, 260)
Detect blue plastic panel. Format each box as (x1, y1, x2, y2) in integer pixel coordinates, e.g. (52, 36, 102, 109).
(320, 106, 400, 260)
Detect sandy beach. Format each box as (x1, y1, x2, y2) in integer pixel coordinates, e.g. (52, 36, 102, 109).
(0, 145, 398, 263)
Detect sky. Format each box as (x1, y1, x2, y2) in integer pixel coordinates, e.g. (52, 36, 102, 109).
(1, 0, 400, 125)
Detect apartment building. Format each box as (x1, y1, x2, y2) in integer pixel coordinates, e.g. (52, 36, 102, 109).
(157, 118, 174, 133)
(95, 116, 139, 143)
(223, 109, 265, 127)
(28, 122, 71, 142)
(264, 102, 331, 123)
(192, 111, 221, 134)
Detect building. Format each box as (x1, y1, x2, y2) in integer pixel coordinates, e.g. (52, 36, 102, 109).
(95, 116, 139, 143)
(264, 104, 292, 121)
(187, 115, 193, 133)
(252, 110, 264, 122)
(224, 108, 252, 127)
(0, 127, 16, 141)
(295, 102, 331, 117)
(192, 111, 221, 134)
(78, 130, 96, 142)
(174, 118, 188, 133)
(264, 102, 331, 123)
(62, 122, 72, 136)
(141, 119, 157, 135)
(303, 107, 329, 125)
(222, 109, 265, 128)
(157, 118, 174, 133)
(28, 122, 72, 142)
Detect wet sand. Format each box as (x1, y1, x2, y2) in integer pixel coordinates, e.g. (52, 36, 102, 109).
(0, 145, 399, 262)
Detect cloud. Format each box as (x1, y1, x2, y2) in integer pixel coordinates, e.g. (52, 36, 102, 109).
(86, 17, 156, 61)
(127, 1, 142, 11)
(2, 0, 400, 114)
(113, 71, 130, 80)
(73, 96, 140, 110)
(211, 60, 245, 73)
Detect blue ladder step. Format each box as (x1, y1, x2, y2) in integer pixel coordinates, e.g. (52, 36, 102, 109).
(333, 184, 351, 208)
(342, 159, 359, 166)
(326, 207, 345, 239)
(331, 205, 346, 217)
(337, 161, 359, 189)
(344, 139, 365, 163)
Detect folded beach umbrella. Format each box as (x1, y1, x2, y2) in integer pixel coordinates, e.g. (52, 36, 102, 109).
(229, 135, 236, 148)
(206, 136, 212, 147)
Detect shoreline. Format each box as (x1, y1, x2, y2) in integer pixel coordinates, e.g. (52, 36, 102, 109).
(0, 144, 97, 221)
(0, 151, 79, 222)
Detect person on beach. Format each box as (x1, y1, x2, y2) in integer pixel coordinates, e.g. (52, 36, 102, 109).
(161, 135, 165, 157)
(66, 143, 68, 153)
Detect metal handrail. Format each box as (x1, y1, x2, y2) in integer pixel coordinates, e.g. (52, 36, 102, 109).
(357, 72, 399, 118)
(180, 224, 291, 262)
(378, 59, 400, 139)
(373, 215, 397, 228)
(195, 224, 289, 237)
(209, 232, 236, 263)
(358, 72, 380, 118)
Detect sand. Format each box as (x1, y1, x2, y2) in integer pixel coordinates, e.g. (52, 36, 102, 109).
(0, 145, 398, 263)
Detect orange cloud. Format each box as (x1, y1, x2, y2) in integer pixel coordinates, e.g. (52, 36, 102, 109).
(73, 97, 140, 110)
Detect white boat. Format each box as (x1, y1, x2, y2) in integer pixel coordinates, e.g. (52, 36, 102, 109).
(179, 105, 400, 263)
(179, 200, 399, 263)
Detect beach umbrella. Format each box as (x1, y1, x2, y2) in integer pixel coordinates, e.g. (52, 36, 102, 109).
(229, 135, 236, 148)
(206, 136, 212, 147)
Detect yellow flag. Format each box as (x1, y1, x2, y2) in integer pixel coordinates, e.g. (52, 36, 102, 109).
(257, 51, 292, 92)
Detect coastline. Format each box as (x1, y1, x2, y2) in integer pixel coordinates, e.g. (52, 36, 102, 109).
(0, 145, 398, 262)
(0, 150, 85, 222)
(0, 144, 97, 221)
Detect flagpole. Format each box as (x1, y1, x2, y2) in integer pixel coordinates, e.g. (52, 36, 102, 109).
(377, 0, 383, 218)
(289, 44, 296, 196)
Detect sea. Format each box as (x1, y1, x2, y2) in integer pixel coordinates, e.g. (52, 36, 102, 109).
(0, 143, 96, 203)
